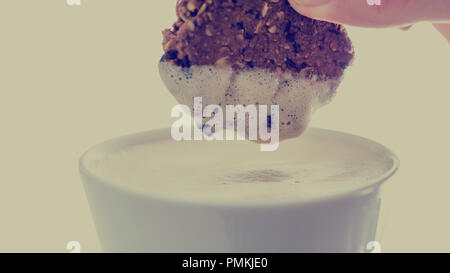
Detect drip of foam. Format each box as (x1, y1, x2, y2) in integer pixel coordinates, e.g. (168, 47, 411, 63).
(159, 62, 341, 141)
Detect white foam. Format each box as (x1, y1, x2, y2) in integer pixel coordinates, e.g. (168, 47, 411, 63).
(159, 62, 341, 141)
(88, 129, 397, 205)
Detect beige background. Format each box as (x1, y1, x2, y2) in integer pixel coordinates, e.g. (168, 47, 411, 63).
(0, 0, 449, 252)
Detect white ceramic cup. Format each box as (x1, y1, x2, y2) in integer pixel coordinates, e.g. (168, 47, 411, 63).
(79, 128, 399, 253)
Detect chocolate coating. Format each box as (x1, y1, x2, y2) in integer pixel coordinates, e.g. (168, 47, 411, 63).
(162, 0, 354, 80)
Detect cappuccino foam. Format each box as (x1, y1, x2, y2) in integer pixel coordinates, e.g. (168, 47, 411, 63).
(87, 129, 396, 205)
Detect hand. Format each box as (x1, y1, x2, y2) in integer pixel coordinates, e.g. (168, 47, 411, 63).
(288, 0, 450, 42)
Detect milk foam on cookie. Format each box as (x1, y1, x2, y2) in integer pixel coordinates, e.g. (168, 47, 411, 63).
(159, 62, 340, 141)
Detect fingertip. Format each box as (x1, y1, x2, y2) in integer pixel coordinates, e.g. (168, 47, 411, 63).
(288, 0, 430, 28)
(287, 0, 371, 26)
(287, 0, 332, 22)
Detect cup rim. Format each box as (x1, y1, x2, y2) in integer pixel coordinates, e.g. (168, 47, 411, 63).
(79, 127, 400, 208)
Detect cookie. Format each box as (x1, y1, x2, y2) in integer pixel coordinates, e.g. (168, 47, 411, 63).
(159, 0, 354, 141)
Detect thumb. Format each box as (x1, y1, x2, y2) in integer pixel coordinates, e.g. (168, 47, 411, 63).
(288, 0, 450, 27)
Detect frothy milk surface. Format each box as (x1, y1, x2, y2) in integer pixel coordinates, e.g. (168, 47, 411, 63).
(84, 129, 397, 206)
